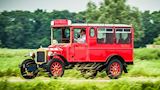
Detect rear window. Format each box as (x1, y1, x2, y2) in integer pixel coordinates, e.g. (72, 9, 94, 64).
(115, 28, 131, 44)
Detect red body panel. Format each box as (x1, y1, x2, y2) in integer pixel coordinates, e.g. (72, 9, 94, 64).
(49, 20, 134, 63)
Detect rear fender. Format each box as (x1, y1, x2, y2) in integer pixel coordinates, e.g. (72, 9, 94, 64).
(98, 55, 128, 73)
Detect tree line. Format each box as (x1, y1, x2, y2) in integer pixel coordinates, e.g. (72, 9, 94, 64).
(0, 0, 160, 48)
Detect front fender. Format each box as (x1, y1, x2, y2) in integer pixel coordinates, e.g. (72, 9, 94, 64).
(50, 54, 69, 66)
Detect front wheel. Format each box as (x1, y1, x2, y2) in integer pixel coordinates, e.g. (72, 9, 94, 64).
(46, 59, 64, 78)
(20, 59, 38, 79)
(106, 59, 123, 79)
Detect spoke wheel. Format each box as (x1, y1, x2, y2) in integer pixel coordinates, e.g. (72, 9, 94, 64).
(47, 59, 64, 78)
(50, 62, 63, 77)
(106, 59, 123, 79)
(110, 62, 121, 76)
(20, 59, 38, 79)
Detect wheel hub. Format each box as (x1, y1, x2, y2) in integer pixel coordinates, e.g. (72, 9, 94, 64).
(50, 62, 62, 76)
(110, 62, 121, 76)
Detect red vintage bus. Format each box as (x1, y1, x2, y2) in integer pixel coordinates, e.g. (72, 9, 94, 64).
(20, 19, 134, 79)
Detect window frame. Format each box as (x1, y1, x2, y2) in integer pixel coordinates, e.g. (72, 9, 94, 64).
(115, 28, 131, 44)
(115, 28, 131, 33)
(97, 27, 114, 44)
(73, 28, 86, 43)
(90, 27, 95, 37)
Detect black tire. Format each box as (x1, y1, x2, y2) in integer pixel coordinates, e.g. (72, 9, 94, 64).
(20, 59, 38, 79)
(106, 59, 123, 79)
(46, 58, 64, 78)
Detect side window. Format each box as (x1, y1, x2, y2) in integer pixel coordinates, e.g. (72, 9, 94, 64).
(97, 28, 114, 44)
(74, 28, 81, 39)
(116, 28, 131, 44)
(53, 28, 62, 43)
(64, 28, 70, 38)
(73, 28, 86, 43)
(90, 28, 95, 37)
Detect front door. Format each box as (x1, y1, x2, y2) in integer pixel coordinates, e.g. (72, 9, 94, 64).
(72, 27, 87, 62)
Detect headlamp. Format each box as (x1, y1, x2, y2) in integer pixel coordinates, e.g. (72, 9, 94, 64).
(48, 51, 53, 56)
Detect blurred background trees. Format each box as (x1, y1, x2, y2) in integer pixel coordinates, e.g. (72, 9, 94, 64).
(153, 35, 160, 45)
(85, 0, 143, 47)
(0, 0, 160, 48)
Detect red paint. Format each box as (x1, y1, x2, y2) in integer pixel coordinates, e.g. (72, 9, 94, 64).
(49, 19, 134, 63)
(109, 62, 121, 76)
(51, 19, 70, 26)
(50, 62, 63, 76)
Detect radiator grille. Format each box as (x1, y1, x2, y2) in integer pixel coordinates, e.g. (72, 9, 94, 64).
(37, 51, 45, 62)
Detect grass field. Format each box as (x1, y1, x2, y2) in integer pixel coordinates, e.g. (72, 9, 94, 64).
(0, 48, 160, 90)
(0, 77, 160, 90)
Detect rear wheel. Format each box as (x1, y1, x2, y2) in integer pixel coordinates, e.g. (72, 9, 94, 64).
(47, 59, 64, 78)
(20, 59, 38, 79)
(106, 59, 123, 79)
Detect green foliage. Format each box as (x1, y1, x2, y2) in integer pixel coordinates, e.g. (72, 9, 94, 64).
(0, 78, 160, 90)
(153, 35, 160, 45)
(85, 1, 100, 23)
(0, 48, 33, 77)
(134, 48, 160, 60)
(0, 48, 160, 89)
(63, 69, 83, 78)
(139, 11, 160, 47)
(0, 1, 160, 48)
(127, 60, 160, 77)
(0, 10, 77, 49)
(85, 0, 143, 47)
(81, 1, 160, 48)
(0, 48, 160, 78)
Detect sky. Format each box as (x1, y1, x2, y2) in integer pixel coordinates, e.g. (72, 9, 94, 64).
(0, 0, 160, 12)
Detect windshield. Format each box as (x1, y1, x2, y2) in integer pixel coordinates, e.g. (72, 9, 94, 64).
(52, 27, 70, 43)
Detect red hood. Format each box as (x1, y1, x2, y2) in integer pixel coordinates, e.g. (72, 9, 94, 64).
(48, 44, 69, 48)
(48, 44, 69, 52)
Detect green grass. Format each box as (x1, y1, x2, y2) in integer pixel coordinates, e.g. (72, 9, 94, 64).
(134, 48, 160, 60)
(0, 48, 34, 77)
(0, 78, 160, 90)
(0, 48, 160, 78)
(126, 60, 160, 77)
(0, 48, 160, 90)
